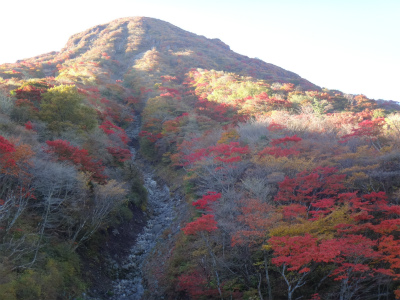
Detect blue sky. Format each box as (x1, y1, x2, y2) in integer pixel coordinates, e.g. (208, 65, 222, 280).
(1, 0, 399, 101)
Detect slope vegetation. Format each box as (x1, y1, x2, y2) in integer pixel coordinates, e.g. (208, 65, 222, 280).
(0, 16, 400, 300)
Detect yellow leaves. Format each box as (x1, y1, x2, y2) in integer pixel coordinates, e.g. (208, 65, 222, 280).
(346, 172, 369, 184)
(76, 172, 92, 191)
(262, 244, 272, 251)
(96, 179, 127, 201)
(134, 48, 162, 72)
(269, 205, 353, 240)
(172, 50, 194, 57)
(217, 129, 239, 144)
(183, 170, 199, 181)
(191, 245, 208, 258)
(341, 164, 380, 174)
(253, 154, 316, 176)
(379, 145, 393, 154)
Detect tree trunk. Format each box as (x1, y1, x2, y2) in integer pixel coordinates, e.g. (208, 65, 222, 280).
(264, 251, 273, 300)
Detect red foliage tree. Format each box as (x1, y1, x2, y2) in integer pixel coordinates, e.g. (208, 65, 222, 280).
(138, 130, 163, 143)
(258, 135, 302, 158)
(182, 214, 218, 235)
(274, 166, 346, 219)
(182, 142, 249, 166)
(14, 82, 52, 104)
(195, 99, 235, 122)
(99, 120, 129, 145)
(267, 165, 400, 298)
(106, 147, 132, 162)
(192, 191, 221, 212)
(177, 269, 219, 299)
(45, 139, 107, 184)
(254, 92, 292, 110)
(0, 135, 16, 170)
(340, 117, 386, 148)
(232, 199, 278, 247)
(24, 121, 34, 130)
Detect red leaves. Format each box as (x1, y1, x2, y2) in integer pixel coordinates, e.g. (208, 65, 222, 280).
(274, 166, 345, 208)
(282, 204, 307, 220)
(45, 139, 107, 184)
(378, 235, 400, 277)
(267, 122, 286, 132)
(177, 270, 219, 298)
(0, 136, 16, 153)
(124, 96, 139, 105)
(106, 147, 132, 162)
(99, 120, 132, 163)
(327, 235, 379, 281)
(195, 99, 233, 122)
(139, 130, 163, 143)
(15, 85, 45, 103)
(258, 135, 302, 158)
(270, 233, 380, 279)
(192, 191, 221, 211)
(160, 75, 178, 83)
(140, 86, 153, 94)
(183, 192, 221, 235)
(101, 52, 111, 60)
(24, 121, 34, 130)
(15, 98, 38, 111)
(182, 214, 218, 235)
(232, 199, 277, 247)
(159, 86, 180, 97)
(340, 117, 386, 143)
(270, 234, 319, 271)
(99, 120, 129, 145)
(253, 92, 292, 110)
(182, 142, 249, 166)
(266, 166, 400, 287)
(177, 270, 207, 297)
(271, 135, 302, 146)
(163, 113, 189, 135)
(0, 135, 16, 169)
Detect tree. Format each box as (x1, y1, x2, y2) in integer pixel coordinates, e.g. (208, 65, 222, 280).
(340, 118, 386, 150)
(99, 120, 130, 145)
(258, 135, 302, 158)
(192, 191, 221, 212)
(274, 166, 346, 219)
(182, 214, 218, 235)
(45, 139, 107, 184)
(39, 85, 97, 134)
(0, 136, 16, 171)
(177, 269, 219, 299)
(232, 198, 279, 300)
(69, 179, 127, 250)
(182, 193, 223, 298)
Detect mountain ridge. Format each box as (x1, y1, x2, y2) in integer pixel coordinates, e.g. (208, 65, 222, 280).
(11, 17, 318, 90)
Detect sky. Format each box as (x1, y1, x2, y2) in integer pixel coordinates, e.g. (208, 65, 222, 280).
(1, 0, 399, 101)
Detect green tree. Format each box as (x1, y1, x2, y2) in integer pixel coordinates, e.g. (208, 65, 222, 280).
(39, 85, 97, 134)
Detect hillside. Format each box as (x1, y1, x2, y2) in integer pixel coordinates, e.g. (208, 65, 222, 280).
(1, 16, 400, 300)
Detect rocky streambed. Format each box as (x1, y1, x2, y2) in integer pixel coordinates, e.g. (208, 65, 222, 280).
(85, 117, 183, 300)
(108, 168, 180, 300)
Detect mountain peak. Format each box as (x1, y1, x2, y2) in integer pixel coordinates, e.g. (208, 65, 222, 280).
(21, 17, 316, 89)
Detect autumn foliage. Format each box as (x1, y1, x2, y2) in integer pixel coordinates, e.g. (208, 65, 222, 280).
(2, 17, 400, 300)
(45, 139, 107, 183)
(182, 214, 218, 235)
(0, 135, 16, 169)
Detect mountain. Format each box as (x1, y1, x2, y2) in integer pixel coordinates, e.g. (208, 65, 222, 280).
(1, 17, 400, 300)
(4, 17, 317, 89)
